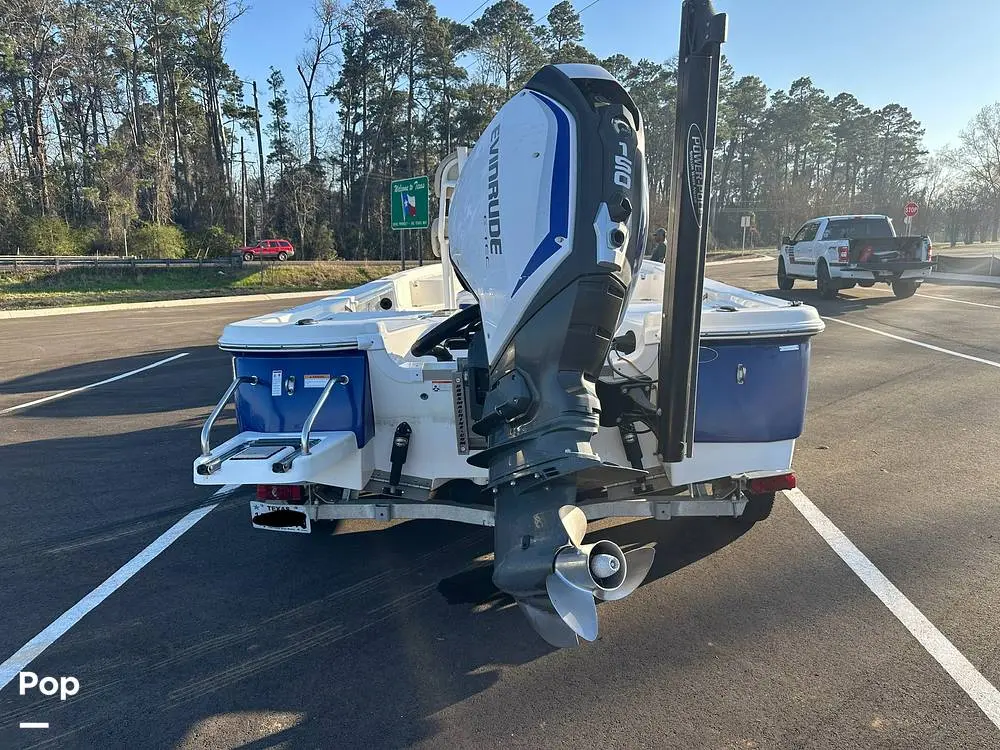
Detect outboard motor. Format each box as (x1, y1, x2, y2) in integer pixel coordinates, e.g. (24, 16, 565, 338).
(447, 64, 655, 646)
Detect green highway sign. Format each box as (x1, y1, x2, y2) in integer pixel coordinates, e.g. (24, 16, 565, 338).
(390, 176, 430, 230)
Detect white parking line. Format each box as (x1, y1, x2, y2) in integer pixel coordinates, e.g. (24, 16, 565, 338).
(785, 488, 1000, 730)
(916, 292, 1000, 310)
(0, 503, 217, 692)
(822, 317, 1000, 369)
(0, 352, 190, 415)
(705, 255, 773, 266)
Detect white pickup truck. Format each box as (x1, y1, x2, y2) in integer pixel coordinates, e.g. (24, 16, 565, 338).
(777, 215, 934, 299)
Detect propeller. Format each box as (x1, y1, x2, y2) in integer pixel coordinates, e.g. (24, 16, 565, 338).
(540, 506, 656, 643)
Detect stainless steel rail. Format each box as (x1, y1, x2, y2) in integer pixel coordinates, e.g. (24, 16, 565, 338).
(200, 375, 258, 456)
(301, 375, 350, 455)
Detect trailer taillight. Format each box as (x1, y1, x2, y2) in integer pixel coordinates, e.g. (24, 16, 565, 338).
(257, 484, 303, 502)
(748, 473, 796, 494)
(837, 245, 849, 263)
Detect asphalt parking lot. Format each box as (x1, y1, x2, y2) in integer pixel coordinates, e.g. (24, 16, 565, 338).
(1, 262, 1000, 749)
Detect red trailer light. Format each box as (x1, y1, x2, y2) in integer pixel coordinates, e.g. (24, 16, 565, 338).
(257, 484, 303, 502)
(748, 473, 796, 494)
(927, 242, 933, 261)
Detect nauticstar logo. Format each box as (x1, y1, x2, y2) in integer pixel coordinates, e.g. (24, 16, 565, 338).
(487, 125, 502, 255)
(686, 123, 705, 227)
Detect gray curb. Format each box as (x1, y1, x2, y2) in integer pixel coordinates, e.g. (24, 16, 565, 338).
(0, 289, 339, 320)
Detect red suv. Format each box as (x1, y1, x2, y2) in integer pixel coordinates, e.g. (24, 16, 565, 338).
(237, 239, 295, 261)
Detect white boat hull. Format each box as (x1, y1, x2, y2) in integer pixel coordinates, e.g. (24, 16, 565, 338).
(195, 261, 822, 493)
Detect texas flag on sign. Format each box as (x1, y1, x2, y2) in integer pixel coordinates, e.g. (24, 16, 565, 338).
(401, 192, 417, 218)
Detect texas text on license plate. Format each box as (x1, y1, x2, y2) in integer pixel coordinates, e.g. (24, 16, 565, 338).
(249, 501, 312, 533)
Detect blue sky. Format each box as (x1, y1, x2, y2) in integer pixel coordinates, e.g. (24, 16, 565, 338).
(228, 0, 1000, 151)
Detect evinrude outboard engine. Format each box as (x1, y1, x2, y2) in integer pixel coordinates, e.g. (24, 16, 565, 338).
(446, 64, 655, 646)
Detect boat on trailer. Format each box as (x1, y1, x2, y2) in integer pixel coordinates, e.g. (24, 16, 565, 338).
(193, 1, 823, 647)
(196, 261, 822, 496)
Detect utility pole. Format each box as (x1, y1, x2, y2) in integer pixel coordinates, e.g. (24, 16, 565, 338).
(241, 137, 248, 247)
(252, 81, 266, 233)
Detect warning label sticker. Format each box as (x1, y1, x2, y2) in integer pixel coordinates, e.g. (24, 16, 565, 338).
(271, 370, 282, 396)
(430, 379, 451, 393)
(304, 374, 331, 389)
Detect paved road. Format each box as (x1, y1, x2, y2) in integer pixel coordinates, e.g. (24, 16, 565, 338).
(1, 273, 999, 749)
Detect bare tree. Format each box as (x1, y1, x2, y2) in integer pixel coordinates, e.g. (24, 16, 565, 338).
(6, 0, 71, 214)
(958, 102, 1000, 241)
(297, 0, 341, 164)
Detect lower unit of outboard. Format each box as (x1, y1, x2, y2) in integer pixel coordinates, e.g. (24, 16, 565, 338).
(446, 63, 660, 646)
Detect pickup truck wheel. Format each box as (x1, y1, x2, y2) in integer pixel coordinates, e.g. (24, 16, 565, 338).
(242, 252, 254, 262)
(892, 279, 918, 299)
(277, 251, 288, 261)
(777, 258, 794, 290)
(817, 262, 837, 300)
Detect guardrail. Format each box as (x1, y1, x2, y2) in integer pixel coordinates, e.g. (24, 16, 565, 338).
(0, 256, 430, 269)
(934, 254, 1000, 277)
(0, 255, 240, 269)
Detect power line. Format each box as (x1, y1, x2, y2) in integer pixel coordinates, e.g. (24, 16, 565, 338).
(461, 0, 605, 27)
(460, 0, 493, 23)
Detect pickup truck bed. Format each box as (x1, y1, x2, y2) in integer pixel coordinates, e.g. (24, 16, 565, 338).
(848, 236, 928, 264)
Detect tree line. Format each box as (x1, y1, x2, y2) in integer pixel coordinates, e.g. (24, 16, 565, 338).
(1, 0, 998, 259)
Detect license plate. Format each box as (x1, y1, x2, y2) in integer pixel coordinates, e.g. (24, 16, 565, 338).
(250, 501, 311, 533)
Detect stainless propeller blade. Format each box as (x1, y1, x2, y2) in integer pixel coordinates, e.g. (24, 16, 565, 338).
(545, 569, 600, 641)
(510, 504, 655, 646)
(558, 505, 587, 546)
(518, 597, 580, 648)
(595, 545, 655, 601)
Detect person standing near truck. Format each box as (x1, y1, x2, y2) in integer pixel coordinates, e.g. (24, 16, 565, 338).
(648, 227, 667, 262)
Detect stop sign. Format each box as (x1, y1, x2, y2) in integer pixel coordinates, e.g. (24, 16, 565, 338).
(904, 201, 918, 218)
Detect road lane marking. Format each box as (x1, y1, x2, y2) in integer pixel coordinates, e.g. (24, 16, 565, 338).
(0, 503, 217, 692)
(916, 292, 1000, 310)
(0, 352, 190, 415)
(705, 255, 773, 266)
(19, 723, 49, 729)
(785, 488, 1000, 730)
(821, 317, 1000, 369)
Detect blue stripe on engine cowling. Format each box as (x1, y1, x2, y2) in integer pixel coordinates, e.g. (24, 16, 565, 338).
(511, 92, 572, 296)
